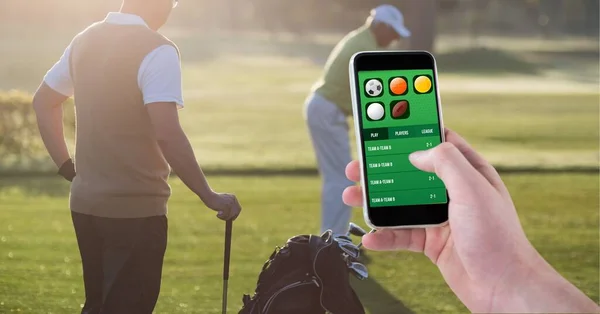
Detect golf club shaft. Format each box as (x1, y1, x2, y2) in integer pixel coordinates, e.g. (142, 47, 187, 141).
(357, 229, 376, 248)
(224, 220, 232, 280)
(222, 220, 233, 314)
(222, 280, 229, 313)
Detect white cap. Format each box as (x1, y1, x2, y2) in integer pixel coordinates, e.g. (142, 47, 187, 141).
(370, 4, 411, 38)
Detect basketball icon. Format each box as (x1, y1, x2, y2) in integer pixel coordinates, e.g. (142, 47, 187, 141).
(389, 77, 407, 95)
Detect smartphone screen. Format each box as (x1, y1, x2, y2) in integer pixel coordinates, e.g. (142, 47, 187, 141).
(351, 51, 448, 227)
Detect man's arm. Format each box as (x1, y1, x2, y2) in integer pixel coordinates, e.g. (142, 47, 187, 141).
(492, 254, 600, 313)
(140, 45, 241, 220)
(139, 45, 214, 198)
(146, 103, 214, 203)
(32, 83, 71, 169)
(33, 41, 76, 181)
(147, 102, 241, 220)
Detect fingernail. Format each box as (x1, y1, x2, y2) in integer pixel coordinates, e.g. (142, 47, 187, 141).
(409, 150, 428, 162)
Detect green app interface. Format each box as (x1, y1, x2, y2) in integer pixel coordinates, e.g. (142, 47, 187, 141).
(357, 69, 448, 208)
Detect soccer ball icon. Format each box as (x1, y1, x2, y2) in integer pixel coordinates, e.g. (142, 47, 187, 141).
(365, 79, 383, 97)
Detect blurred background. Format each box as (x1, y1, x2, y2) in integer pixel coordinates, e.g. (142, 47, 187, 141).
(0, 0, 598, 313)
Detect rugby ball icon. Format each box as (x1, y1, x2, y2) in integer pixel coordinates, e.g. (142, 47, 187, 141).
(392, 100, 409, 118)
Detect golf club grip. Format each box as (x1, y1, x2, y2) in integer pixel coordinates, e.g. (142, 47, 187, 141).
(223, 220, 233, 280)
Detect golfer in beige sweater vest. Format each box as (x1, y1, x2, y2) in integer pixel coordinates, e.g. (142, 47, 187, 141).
(32, 1, 242, 313)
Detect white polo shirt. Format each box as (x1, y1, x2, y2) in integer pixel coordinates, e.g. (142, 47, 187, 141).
(44, 12, 184, 108)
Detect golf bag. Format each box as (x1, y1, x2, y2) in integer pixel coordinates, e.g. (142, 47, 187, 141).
(238, 230, 366, 314)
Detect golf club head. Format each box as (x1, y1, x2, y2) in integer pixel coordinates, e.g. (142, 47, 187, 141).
(348, 262, 368, 280)
(334, 235, 353, 243)
(338, 241, 360, 259)
(348, 223, 367, 237)
(334, 237, 354, 247)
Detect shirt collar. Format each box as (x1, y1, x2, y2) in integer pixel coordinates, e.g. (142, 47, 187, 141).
(104, 12, 149, 28)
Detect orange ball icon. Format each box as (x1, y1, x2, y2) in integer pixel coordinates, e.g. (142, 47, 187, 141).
(389, 77, 407, 95)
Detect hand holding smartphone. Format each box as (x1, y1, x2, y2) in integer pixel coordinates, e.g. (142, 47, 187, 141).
(349, 51, 449, 229)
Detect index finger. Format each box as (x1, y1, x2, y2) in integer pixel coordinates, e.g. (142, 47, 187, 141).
(345, 160, 360, 182)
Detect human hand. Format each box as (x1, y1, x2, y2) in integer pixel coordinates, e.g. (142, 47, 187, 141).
(57, 158, 76, 182)
(343, 129, 598, 313)
(203, 191, 242, 221)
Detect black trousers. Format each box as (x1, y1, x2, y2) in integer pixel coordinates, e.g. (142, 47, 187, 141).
(71, 212, 168, 314)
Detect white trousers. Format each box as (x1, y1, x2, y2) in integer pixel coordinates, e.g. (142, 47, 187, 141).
(304, 92, 354, 236)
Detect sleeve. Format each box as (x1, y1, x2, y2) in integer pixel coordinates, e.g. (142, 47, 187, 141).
(138, 45, 184, 108)
(43, 44, 74, 97)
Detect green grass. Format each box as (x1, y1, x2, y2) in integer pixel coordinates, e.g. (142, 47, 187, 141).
(0, 174, 598, 313)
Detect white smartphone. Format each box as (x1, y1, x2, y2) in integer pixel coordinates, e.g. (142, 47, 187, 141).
(348, 50, 449, 229)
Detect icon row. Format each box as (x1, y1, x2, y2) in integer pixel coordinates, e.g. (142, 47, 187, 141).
(366, 100, 410, 121)
(364, 75, 432, 97)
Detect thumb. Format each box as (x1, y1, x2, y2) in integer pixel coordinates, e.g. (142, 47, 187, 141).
(409, 143, 492, 204)
(408, 149, 434, 173)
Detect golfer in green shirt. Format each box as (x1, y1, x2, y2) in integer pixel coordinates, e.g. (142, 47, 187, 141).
(305, 5, 411, 236)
